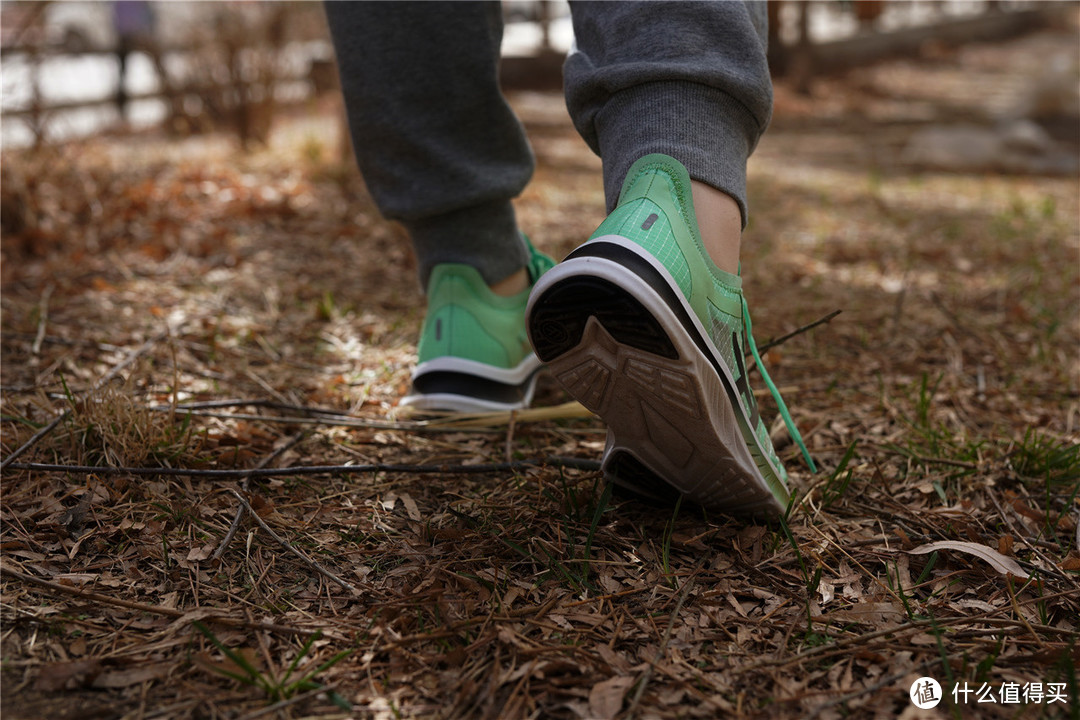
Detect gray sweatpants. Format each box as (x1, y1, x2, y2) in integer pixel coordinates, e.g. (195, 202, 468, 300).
(325, 1, 773, 286)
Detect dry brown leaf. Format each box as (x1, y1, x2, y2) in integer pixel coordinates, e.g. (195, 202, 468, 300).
(907, 541, 1029, 579)
(825, 601, 904, 626)
(34, 659, 102, 691)
(92, 661, 173, 689)
(595, 645, 632, 674)
(818, 580, 836, 604)
(186, 544, 215, 562)
(1011, 497, 1047, 523)
(588, 675, 635, 720)
(399, 492, 421, 522)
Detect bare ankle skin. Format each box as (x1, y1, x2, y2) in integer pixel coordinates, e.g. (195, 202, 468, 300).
(691, 180, 742, 276)
(489, 267, 529, 296)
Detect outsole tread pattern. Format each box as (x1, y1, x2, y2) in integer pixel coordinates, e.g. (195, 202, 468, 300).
(527, 253, 783, 515)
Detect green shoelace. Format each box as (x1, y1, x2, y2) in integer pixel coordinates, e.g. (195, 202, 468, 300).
(742, 294, 817, 473)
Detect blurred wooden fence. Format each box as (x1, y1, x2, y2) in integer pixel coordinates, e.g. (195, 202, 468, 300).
(1, 0, 1068, 147)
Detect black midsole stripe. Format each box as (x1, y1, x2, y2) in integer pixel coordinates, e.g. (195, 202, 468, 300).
(563, 241, 720, 374)
(411, 369, 537, 404)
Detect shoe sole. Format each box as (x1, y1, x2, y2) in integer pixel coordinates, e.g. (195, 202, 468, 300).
(526, 236, 787, 516)
(401, 354, 543, 413)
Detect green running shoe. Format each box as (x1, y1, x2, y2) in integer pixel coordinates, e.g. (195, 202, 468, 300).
(403, 238, 555, 413)
(526, 154, 815, 516)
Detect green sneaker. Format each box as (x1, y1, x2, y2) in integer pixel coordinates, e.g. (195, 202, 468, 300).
(526, 154, 815, 516)
(402, 238, 555, 413)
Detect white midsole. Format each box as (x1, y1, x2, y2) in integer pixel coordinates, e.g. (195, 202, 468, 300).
(411, 352, 542, 385)
(400, 381, 539, 413)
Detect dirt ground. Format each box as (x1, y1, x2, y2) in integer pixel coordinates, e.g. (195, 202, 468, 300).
(1, 17, 1078, 720)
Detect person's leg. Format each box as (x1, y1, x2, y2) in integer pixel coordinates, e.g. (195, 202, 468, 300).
(528, 1, 814, 515)
(326, 1, 554, 412)
(565, 0, 772, 273)
(325, 0, 533, 288)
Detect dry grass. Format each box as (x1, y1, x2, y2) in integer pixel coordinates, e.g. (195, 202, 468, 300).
(2, 24, 1078, 720)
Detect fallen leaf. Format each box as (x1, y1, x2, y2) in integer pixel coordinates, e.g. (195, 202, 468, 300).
(380, 492, 398, 512)
(186, 544, 215, 562)
(595, 644, 632, 674)
(907, 541, 1028, 579)
(1011, 497, 1046, 523)
(818, 580, 835, 604)
(588, 676, 635, 720)
(34, 659, 102, 691)
(399, 492, 421, 521)
(93, 661, 172, 689)
(950, 599, 998, 613)
(825, 601, 903, 626)
(54, 573, 98, 586)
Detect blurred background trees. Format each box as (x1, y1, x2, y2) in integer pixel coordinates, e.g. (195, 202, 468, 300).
(2, 1, 1073, 151)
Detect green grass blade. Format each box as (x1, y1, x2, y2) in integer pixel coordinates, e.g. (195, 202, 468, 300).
(192, 621, 264, 686)
(279, 630, 321, 687)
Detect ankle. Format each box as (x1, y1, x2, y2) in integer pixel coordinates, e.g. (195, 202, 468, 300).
(690, 181, 742, 276)
(489, 267, 529, 297)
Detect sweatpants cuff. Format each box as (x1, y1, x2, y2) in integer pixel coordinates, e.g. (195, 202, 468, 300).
(593, 81, 763, 227)
(406, 199, 529, 288)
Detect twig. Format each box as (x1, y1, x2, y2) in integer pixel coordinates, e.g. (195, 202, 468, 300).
(243, 367, 291, 406)
(505, 410, 517, 464)
(755, 310, 841, 355)
(1006, 577, 1048, 649)
(731, 604, 1076, 676)
(31, 283, 54, 356)
(624, 574, 697, 720)
(226, 488, 359, 595)
(145, 400, 602, 433)
(1, 331, 125, 353)
(987, 491, 1079, 588)
(128, 699, 202, 720)
(183, 411, 417, 429)
(213, 430, 311, 560)
(867, 441, 978, 469)
(1, 329, 168, 471)
(4, 456, 602, 478)
(0, 564, 328, 638)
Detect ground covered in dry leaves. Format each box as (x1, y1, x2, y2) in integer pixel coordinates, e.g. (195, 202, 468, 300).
(2, 23, 1078, 720)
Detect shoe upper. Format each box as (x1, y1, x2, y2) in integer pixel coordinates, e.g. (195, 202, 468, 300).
(588, 154, 814, 490)
(417, 237, 555, 372)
